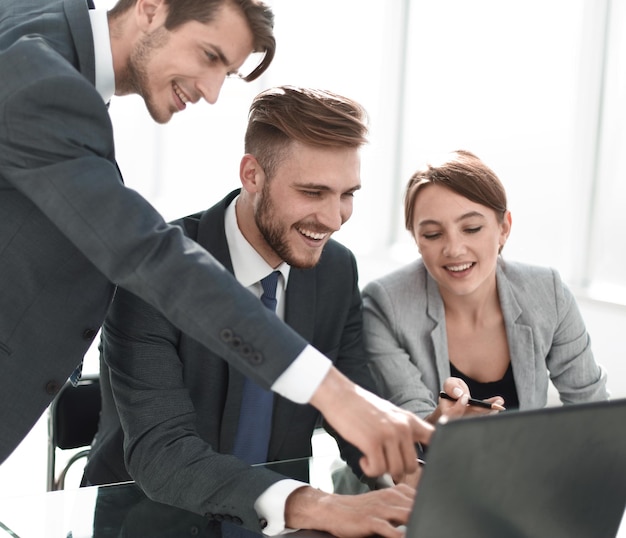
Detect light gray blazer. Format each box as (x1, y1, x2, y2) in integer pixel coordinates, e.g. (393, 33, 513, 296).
(362, 258, 609, 417)
(0, 0, 308, 463)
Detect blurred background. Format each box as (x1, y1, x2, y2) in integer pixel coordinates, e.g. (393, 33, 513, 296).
(2, 0, 625, 498)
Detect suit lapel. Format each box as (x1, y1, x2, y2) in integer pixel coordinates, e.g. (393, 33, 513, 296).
(282, 268, 316, 343)
(496, 265, 536, 409)
(196, 192, 235, 273)
(426, 271, 451, 386)
(63, 0, 96, 85)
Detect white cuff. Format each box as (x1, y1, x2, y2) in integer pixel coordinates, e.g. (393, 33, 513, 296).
(271, 345, 332, 404)
(254, 479, 308, 536)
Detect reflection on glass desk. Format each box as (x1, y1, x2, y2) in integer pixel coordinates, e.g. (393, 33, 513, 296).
(0, 456, 353, 538)
(1, 454, 624, 538)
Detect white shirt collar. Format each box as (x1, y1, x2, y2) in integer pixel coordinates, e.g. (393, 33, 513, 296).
(224, 195, 290, 294)
(88, 9, 115, 104)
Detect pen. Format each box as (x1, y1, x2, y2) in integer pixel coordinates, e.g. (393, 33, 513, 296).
(439, 391, 506, 411)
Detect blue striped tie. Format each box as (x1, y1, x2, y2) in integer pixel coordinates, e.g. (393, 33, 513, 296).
(231, 271, 280, 464)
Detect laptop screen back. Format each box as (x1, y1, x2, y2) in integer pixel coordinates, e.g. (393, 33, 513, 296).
(407, 399, 626, 538)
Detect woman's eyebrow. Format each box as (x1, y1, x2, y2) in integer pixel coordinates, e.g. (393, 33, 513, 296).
(418, 211, 486, 227)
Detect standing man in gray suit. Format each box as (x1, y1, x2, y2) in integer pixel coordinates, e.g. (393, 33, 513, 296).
(0, 0, 432, 476)
(84, 86, 417, 538)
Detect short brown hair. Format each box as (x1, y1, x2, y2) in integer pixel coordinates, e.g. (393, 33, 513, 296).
(244, 86, 369, 177)
(109, 0, 275, 81)
(404, 150, 508, 231)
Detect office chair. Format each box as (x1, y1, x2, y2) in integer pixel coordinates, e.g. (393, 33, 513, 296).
(47, 374, 101, 491)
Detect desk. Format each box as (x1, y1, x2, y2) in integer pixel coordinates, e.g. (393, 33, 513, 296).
(1, 456, 624, 538)
(0, 457, 349, 538)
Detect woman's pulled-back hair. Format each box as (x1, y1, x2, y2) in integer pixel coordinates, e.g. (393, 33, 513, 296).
(404, 149, 508, 231)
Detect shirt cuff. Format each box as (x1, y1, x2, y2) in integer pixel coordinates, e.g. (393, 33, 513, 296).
(270, 345, 332, 404)
(254, 479, 308, 536)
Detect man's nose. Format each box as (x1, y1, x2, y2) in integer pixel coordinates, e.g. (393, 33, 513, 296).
(319, 197, 350, 232)
(196, 71, 226, 105)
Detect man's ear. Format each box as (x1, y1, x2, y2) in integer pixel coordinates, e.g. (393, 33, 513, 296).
(135, 0, 166, 30)
(240, 154, 265, 193)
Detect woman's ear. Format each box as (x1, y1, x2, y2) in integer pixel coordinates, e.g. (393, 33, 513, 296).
(499, 211, 512, 252)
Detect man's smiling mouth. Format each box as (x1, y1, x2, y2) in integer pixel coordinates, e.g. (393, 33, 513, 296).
(173, 82, 190, 104)
(297, 226, 328, 241)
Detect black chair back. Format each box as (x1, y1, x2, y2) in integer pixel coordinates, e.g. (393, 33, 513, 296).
(47, 375, 101, 490)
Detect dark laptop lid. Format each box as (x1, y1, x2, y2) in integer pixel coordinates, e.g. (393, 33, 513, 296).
(407, 399, 626, 538)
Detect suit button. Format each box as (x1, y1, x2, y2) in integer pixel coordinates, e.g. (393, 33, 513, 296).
(82, 328, 97, 340)
(240, 344, 252, 357)
(214, 514, 224, 522)
(220, 329, 233, 342)
(251, 352, 263, 365)
(189, 526, 199, 536)
(259, 518, 268, 529)
(45, 380, 61, 395)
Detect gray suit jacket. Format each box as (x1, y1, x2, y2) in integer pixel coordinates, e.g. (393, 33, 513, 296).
(84, 191, 374, 531)
(362, 258, 609, 417)
(0, 0, 309, 463)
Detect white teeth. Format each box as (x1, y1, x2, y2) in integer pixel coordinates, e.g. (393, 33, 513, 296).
(299, 228, 327, 240)
(173, 82, 189, 103)
(447, 263, 473, 272)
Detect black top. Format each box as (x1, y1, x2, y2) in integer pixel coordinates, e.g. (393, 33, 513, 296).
(450, 361, 520, 410)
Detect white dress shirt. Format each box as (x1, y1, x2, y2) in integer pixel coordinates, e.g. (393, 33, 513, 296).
(88, 9, 115, 103)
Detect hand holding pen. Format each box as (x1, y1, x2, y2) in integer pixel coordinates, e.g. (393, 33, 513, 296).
(424, 378, 506, 426)
(439, 390, 506, 412)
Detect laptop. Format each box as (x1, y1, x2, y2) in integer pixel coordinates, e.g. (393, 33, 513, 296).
(406, 398, 626, 538)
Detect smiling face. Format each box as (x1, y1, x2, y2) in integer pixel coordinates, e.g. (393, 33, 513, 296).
(238, 141, 361, 269)
(411, 184, 511, 300)
(117, 3, 254, 123)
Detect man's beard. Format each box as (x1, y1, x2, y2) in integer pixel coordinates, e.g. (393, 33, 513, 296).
(255, 183, 321, 270)
(117, 27, 171, 124)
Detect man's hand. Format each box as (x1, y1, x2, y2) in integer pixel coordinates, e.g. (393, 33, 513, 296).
(310, 367, 434, 479)
(391, 460, 425, 489)
(285, 484, 416, 538)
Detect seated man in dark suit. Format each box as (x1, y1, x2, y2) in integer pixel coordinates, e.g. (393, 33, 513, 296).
(84, 86, 416, 538)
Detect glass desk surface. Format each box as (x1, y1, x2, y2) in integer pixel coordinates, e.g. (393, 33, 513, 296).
(1, 455, 624, 538)
(0, 456, 350, 538)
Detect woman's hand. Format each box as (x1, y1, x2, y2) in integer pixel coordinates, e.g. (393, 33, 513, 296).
(426, 377, 505, 425)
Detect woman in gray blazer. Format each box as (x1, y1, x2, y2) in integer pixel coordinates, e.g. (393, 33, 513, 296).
(362, 150, 609, 423)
